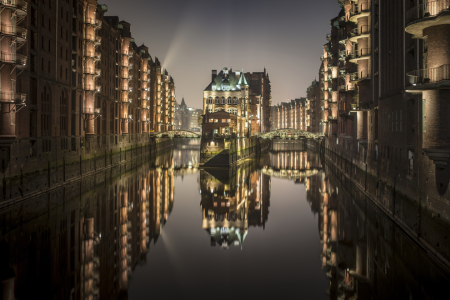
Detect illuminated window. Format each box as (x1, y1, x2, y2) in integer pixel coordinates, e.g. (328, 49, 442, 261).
(215, 97, 219, 104)
(214, 119, 218, 123)
(228, 97, 232, 104)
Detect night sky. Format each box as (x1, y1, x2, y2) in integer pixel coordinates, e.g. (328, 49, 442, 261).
(104, 0, 341, 108)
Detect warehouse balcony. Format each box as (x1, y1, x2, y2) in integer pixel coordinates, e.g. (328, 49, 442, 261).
(349, 25, 370, 42)
(406, 64, 450, 92)
(406, 0, 450, 38)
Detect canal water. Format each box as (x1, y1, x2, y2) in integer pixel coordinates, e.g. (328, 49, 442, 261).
(0, 141, 448, 299)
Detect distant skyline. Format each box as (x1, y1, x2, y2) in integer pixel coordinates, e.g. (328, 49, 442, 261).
(104, 0, 341, 109)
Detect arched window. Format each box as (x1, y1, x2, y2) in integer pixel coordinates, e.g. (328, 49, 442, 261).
(227, 108, 232, 114)
(221, 97, 225, 104)
(228, 97, 232, 104)
(208, 97, 212, 104)
(215, 97, 219, 104)
(233, 97, 238, 104)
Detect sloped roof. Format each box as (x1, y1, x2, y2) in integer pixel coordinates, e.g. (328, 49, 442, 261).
(204, 68, 242, 91)
(238, 73, 248, 86)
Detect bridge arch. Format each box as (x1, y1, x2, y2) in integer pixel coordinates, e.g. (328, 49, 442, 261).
(155, 130, 200, 138)
(255, 129, 323, 140)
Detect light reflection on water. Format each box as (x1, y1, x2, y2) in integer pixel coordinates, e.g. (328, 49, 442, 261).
(0, 142, 448, 299)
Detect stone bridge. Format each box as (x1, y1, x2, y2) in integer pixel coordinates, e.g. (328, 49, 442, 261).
(260, 167, 321, 179)
(153, 130, 201, 138)
(253, 129, 323, 140)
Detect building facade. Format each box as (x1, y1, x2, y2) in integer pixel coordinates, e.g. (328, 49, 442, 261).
(270, 98, 307, 131)
(308, 0, 450, 267)
(0, 0, 176, 185)
(202, 68, 250, 137)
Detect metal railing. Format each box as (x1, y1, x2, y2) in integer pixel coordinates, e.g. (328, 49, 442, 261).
(0, 51, 26, 65)
(83, 67, 100, 75)
(0, 0, 27, 12)
(350, 1, 371, 18)
(350, 25, 370, 37)
(83, 108, 101, 114)
(350, 48, 371, 59)
(84, 17, 101, 27)
(406, 64, 450, 86)
(0, 92, 26, 103)
(0, 23, 27, 38)
(406, 0, 450, 25)
(326, 33, 332, 41)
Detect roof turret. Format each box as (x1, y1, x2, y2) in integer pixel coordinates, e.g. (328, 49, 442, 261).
(238, 72, 248, 86)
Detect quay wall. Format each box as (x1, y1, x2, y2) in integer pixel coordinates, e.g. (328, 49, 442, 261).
(0, 136, 174, 206)
(317, 139, 450, 272)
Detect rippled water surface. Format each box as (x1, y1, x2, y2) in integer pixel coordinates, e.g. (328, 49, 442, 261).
(1, 141, 448, 299)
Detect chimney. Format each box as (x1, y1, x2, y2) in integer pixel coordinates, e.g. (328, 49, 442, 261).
(212, 70, 217, 82)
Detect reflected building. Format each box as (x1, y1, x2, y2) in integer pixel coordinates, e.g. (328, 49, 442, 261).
(199, 162, 270, 249)
(0, 147, 185, 299)
(307, 161, 450, 299)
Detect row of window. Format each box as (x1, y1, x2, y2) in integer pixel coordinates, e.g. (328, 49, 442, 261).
(207, 119, 231, 123)
(207, 97, 238, 104)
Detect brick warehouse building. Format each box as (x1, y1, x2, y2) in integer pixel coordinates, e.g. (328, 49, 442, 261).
(0, 0, 175, 183)
(308, 0, 450, 273)
(201, 67, 272, 137)
(270, 98, 307, 131)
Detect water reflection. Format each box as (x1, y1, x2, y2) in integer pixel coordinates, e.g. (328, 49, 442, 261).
(200, 161, 270, 249)
(307, 162, 450, 299)
(0, 143, 448, 299)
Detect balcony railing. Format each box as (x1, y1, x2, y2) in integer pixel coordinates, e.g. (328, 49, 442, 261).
(83, 67, 100, 75)
(0, 92, 26, 103)
(0, 23, 27, 39)
(84, 84, 100, 92)
(406, 0, 450, 25)
(0, 0, 27, 12)
(350, 48, 371, 59)
(350, 2, 371, 19)
(326, 33, 332, 41)
(84, 18, 101, 28)
(0, 52, 26, 65)
(340, 85, 355, 92)
(406, 64, 450, 86)
(84, 34, 101, 43)
(350, 25, 370, 37)
(83, 108, 101, 114)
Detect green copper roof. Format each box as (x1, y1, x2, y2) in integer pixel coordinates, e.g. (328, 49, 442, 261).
(238, 72, 248, 86)
(204, 68, 242, 91)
